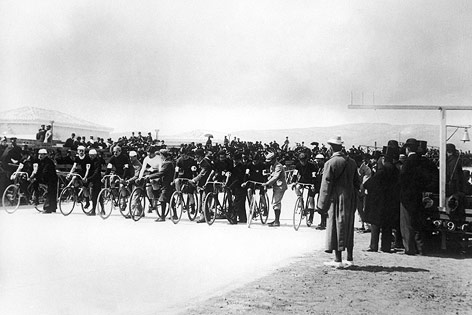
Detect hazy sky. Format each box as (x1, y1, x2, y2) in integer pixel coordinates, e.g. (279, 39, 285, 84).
(1, 0, 472, 137)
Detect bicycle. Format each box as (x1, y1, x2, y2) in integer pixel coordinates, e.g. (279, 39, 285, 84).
(97, 174, 132, 219)
(203, 178, 232, 225)
(169, 178, 199, 224)
(292, 183, 315, 231)
(243, 180, 270, 228)
(2, 171, 48, 213)
(58, 172, 93, 216)
(128, 177, 164, 222)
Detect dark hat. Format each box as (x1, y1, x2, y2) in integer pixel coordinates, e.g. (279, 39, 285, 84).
(147, 146, 158, 154)
(387, 140, 399, 148)
(385, 146, 400, 160)
(195, 148, 205, 157)
(403, 138, 418, 150)
(417, 140, 428, 154)
(446, 143, 457, 153)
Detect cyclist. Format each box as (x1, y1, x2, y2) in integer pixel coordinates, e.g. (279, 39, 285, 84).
(106, 145, 132, 179)
(138, 146, 162, 213)
(146, 149, 174, 222)
(174, 148, 197, 213)
(86, 149, 103, 215)
(293, 152, 318, 227)
(190, 148, 213, 223)
(128, 151, 142, 182)
(210, 150, 233, 219)
(261, 152, 287, 227)
(68, 145, 92, 209)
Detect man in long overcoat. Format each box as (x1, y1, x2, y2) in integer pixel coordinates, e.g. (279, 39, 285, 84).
(317, 136, 359, 268)
(34, 148, 58, 213)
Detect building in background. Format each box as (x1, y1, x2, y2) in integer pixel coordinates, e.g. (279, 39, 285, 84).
(0, 107, 112, 142)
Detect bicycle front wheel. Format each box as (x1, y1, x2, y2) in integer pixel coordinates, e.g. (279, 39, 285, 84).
(97, 188, 113, 219)
(2, 184, 20, 214)
(187, 192, 198, 221)
(259, 193, 269, 224)
(169, 191, 183, 224)
(129, 188, 146, 221)
(293, 197, 304, 231)
(59, 187, 76, 216)
(203, 193, 217, 225)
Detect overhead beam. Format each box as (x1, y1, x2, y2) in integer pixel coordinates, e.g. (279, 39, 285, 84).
(348, 104, 472, 111)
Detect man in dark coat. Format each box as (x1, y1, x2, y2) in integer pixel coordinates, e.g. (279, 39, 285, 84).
(317, 136, 359, 268)
(34, 149, 58, 213)
(227, 151, 246, 224)
(364, 145, 400, 252)
(399, 138, 430, 255)
(445, 143, 464, 196)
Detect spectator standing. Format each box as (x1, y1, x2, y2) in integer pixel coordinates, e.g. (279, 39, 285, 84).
(317, 136, 360, 268)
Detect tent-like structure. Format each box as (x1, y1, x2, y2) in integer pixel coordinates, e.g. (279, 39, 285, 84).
(0, 107, 113, 141)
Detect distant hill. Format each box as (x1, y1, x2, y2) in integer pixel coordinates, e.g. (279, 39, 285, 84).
(112, 123, 472, 150)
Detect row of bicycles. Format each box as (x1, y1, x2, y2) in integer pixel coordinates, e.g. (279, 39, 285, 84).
(2, 170, 318, 230)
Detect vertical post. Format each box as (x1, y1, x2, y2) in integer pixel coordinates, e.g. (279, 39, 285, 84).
(439, 109, 447, 250)
(50, 120, 54, 143)
(155, 129, 159, 141)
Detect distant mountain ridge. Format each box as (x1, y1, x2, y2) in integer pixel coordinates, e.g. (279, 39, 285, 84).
(112, 123, 471, 150)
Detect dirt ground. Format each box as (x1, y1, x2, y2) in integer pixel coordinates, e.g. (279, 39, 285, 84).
(184, 231, 472, 315)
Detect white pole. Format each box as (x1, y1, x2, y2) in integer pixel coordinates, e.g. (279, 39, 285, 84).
(439, 109, 446, 211)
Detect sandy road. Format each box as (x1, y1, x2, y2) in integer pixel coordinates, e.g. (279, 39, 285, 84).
(0, 193, 326, 315)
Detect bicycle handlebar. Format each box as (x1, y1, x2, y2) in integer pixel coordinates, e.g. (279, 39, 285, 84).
(11, 171, 30, 181)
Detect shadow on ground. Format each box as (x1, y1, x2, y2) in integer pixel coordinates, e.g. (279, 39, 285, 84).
(344, 265, 430, 273)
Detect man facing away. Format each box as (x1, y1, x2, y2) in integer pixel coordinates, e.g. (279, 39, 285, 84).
(317, 136, 360, 268)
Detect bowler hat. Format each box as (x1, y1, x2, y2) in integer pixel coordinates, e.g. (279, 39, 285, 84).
(38, 149, 48, 154)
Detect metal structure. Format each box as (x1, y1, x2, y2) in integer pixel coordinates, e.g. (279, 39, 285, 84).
(348, 104, 472, 212)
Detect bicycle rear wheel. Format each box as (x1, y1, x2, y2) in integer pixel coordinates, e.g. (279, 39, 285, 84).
(222, 189, 232, 222)
(203, 193, 217, 225)
(33, 184, 48, 213)
(247, 195, 256, 228)
(293, 197, 304, 231)
(259, 193, 269, 224)
(79, 189, 94, 216)
(186, 192, 198, 221)
(97, 188, 113, 219)
(59, 187, 76, 216)
(2, 185, 20, 214)
(118, 188, 131, 218)
(169, 191, 183, 224)
(130, 188, 146, 221)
